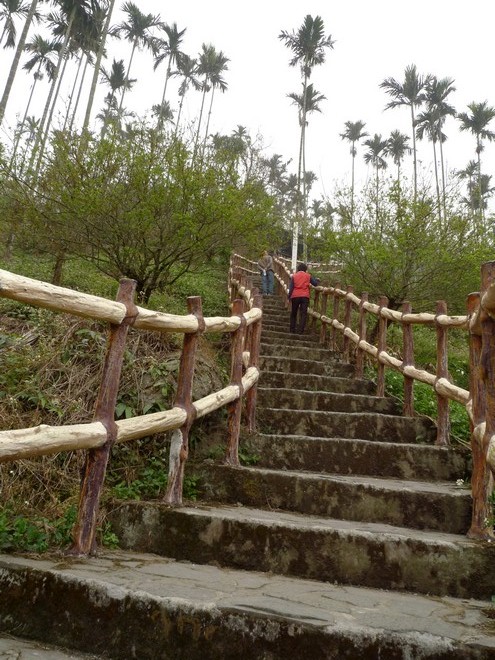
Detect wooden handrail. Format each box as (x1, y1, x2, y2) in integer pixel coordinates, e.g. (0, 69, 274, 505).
(0, 256, 263, 555)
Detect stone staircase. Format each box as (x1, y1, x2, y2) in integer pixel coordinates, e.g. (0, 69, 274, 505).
(1, 292, 495, 658)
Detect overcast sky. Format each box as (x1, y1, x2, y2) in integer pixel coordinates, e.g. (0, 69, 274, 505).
(2, 0, 495, 205)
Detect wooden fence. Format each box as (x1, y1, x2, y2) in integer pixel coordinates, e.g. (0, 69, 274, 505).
(0, 260, 262, 555)
(273, 255, 495, 541)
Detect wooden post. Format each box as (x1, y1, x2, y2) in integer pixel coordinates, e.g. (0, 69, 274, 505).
(164, 296, 204, 505)
(319, 285, 329, 346)
(331, 283, 341, 352)
(476, 262, 495, 537)
(69, 278, 137, 556)
(376, 296, 388, 397)
(342, 285, 354, 363)
(245, 291, 263, 431)
(467, 292, 493, 539)
(355, 292, 368, 379)
(402, 301, 415, 417)
(435, 300, 450, 446)
(310, 288, 320, 333)
(225, 299, 246, 465)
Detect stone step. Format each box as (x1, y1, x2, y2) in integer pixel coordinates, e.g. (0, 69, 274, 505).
(260, 342, 337, 362)
(109, 503, 495, 599)
(257, 408, 437, 443)
(200, 464, 471, 534)
(246, 433, 471, 482)
(2, 552, 494, 659)
(259, 370, 375, 394)
(261, 329, 320, 345)
(260, 355, 354, 377)
(257, 387, 400, 414)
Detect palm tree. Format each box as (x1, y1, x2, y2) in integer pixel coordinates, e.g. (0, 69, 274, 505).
(364, 133, 388, 226)
(457, 159, 478, 218)
(82, 0, 116, 135)
(110, 1, 161, 111)
(415, 107, 444, 218)
(458, 101, 495, 223)
(387, 129, 410, 180)
(172, 52, 198, 135)
(153, 22, 185, 127)
(193, 43, 229, 157)
(424, 77, 456, 221)
(11, 34, 59, 157)
(151, 100, 174, 128)
(279, 14, 334, 269)
(340, 120, 368, 227)
(0, 0, 40, 126)
(380, 64, 430, 206)
(0, 0, 34, 48)
(100, 58, 135, 110)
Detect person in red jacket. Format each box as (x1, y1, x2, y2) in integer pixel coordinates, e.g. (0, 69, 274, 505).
(288, 263, 320, 334)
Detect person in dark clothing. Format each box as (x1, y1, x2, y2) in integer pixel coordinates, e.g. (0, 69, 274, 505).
(288, 263, 320, 334)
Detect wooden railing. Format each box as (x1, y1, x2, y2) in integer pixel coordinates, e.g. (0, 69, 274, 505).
(274, 256, 495, 541)
(0, 260, 262, 555)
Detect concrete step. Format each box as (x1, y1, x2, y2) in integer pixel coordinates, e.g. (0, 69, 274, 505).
(259, 370, 376, 394)
(109, 503, 495, 599)
(257, 387, 401, 414)
(257, 408, 437, 443)
(260, 342, 337, 362)
(2, 552, 494, 659)
(261, 329, 320, 345)
(200, 464, 471, 534)
(246, 433, 471, 482)
(259, 355, 354, 378)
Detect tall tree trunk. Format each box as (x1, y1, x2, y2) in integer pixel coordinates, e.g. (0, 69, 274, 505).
(119, 39, 137, 112)
(432, 140, 441, 222)
(0, 0, 39, 126)
(82, 0, 116, 135)
(29, 9, 75, 175)
(350, 145, 355, 229)
(193, 82, 208, 160)
(63, 52, 84, 132)
(11, 69, 39, 160)
(439, 138, 447, 224)
(410, 104, 418, 210)
(68, 54, 90, 133)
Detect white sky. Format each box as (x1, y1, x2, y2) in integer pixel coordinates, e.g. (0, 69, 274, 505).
(2, 0, 495, 206)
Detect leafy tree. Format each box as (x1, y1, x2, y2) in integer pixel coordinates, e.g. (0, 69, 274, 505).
(8, 128, 282, 300)
(325, 179, 493, 314)
(279, 14, 333, 269)
(0, 0, 34, 48)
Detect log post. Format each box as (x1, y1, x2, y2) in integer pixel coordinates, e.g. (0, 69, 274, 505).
(475, 261, 495, 537)
(355, 292, 368, 379)
(164, 296, 204, 505)
(310, 288, 320, 333)
(376, 296, 388, 397)
(467, 292, 493, 539)
(342, 285, 354, 363)
(319, 285, 329, 346)
(402, 301, 415, 417)
(330, 283, 341, 352)
(69, 278, 137, 556)
(225, 299, 246, 465)
(245, 291, 263, 431)
(435, 300, 450, 446)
